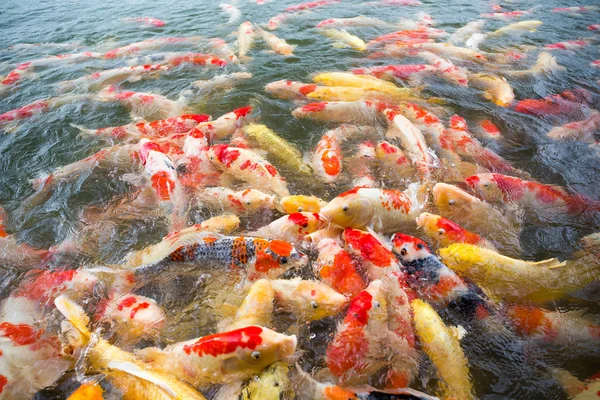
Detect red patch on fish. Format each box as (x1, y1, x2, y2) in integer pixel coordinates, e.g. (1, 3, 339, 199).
(321, 150, 341, 176)
(344, 228, 395, 267)
(265, 164, 278, 177)
(302, 102, 328, 112)
(0, 322, 42, 346)
(327, 327, 370, 377)
(212, 144, 240, 167)
(117, 296, 138, 311)
(183, 326, 263, 357)
(130, 302, 150, 319)
(233, 106, 252, 118)
(436, 216, 482, 245)
(344, 290, 373, 326)
(0, 375, 6, 394)
(151, 171, 176, 200)
(299, 84, 318, 95)
(288, 212, 309, 227)
(479, 120, 500, 136)
(382, 190, 411, 213)
(320, 250, 366, 297)
(17, 269, 78, 302)
(268, 239, 293, 257)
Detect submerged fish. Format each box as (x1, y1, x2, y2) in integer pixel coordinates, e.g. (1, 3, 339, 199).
(320, 29, 367, 51)
(416, 212, 495, 250)
(241, 362, 294, 400)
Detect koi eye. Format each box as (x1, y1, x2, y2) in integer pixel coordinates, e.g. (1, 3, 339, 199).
(400, 248, 407, 256)
(373, 301, 380, 308)
(301, 223, 308, 228)
(298, 207, 303, 212)
(448, 199, 456, 205)
(417, 243, 424, 249)
(310, 300, 318, 309)
(280, 257, 288, 264)
(342, 205, 349, 212)
(484, 184, 489, 188)
(246, 201, 251, 205)
(251, 351, 261, 359)
(438, 229, 445, 235)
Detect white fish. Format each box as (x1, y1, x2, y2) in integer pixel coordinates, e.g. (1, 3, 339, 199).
(257, 26, 294, 55)
(219, 3, 241, 24)
(237, 21, 256, 61)
(320, 29, 366, 51)
(449, 20, 485, 45)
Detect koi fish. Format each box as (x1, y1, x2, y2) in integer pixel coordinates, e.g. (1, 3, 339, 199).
(98, 293, 166, 344)
(373, 140, 416, 183)
(315, 238, 366, 298)
(256, 212, 327, 243)
(132, 232, 306, 279)
(207, 38, 239, 63)
(198, 188, 275, 214)
(0, 94, 92, 128)
(503, 52, 565, 78)
(343, 228, 401, 279)
(179, 72, 252, 104)
(312, 129, 343, 183)
(551, 6, 599, 13)
(279, 195, 327, 213)
(266, 13, 297, 31)
(465, 173, 599, 215)
(270, 277, 347, 321)
(103, 36, 204, 59)
(291, 101, 380, 124)
(0, 62, 34, 94)
(546, 111, 600, 143)
(488, 20, 543, 37)
(122, 17, 166, 27)
(439, 243, 599, 304)
(242, 124, 313, 178)
(285, 0, 339, 13)
(219, 3, 241, 24)
(314, 72, 410, 97)
(264, 79, 318, 99)
(192, 106, 252, 142)
(449, 20, 485, 45)
(321, 186, 420, 233)
(237, 21, 256, 61)
(545, 40, 588, 51)
(382, 107, 432, 179)
(136, 325, 296, 387)
(504, 305, 600, 345)
(589, 24, 600, 30)
(241, 362, 294, 400)
(66, 383, 104, 400)
(164, 53, 229, 69)
(0, 209, 50, 269)
(320, 29, 367, 51)
(256, 27, 294, 55)
(440, 115, 513, 173)
(476, 119, 502, 139)
(468, 73, 515, 107)
(352, 64, 438, 83)
(416, 212, 495, 250)
(384, 42, 486, 63)
(207, 145, 290, 197)
(481, 9, 534, 19)
(73, 114, 209, 141)
(96, 85, 187, 121)
(226, 279, 275, 330)
(417, 51, 469, 86)
(411, 299, 474, 400)
(139, 139, 178, 201)
(54, 295, 207, 399)
(316, 16, 396, 29)
(391, 234, 474, 307)
(0, 320, 70, 399)
(514, 89, 591, 117)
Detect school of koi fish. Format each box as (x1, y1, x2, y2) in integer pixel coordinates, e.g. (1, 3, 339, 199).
(0, 0, 599, 399)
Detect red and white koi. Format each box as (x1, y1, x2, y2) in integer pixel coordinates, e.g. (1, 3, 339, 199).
(547, 111, 600, 143)
(440, 115, 513, 173)
(375, 0, 422, 5)
(316, 16, 395, 29)
(139, 139, 178, 201)
(589, 24, 600, 30)
(285, 0, 339, 13)
(373, 140, 416, 182)
(465, 173, 599, 215)
(514, 89, 591, 116)
(321, 186, 420, 233)
(551, 6, 599, 13)
(592, 60, 600, 67)
(136, 326, 297, 386)
(266, 13, 297, 31)
(352, 64, 437, 83)
(264, 79, 318, 100)
(98, 293, 165, 342)
(219, 3, 241, 25)
(545, 40, 588, 51)
(25, 51, 103, 68)
(343, 228, 401, 279)
(57, 64, 168, 93)
(292, 100, 380, 124)
(165, 53, 229, 68)
(0, 94, 92, 127)
(103, 36, 204, 59)
(481, 9, 534, 19)
(417, 51, 469, 86)
(207, 38, 239, 63)
(382, 107, 433, 179)
(312, 129, 343, 183)
(257, 212, 326, 243)
(192, 106, 252, 142)
(179, 72, 252, 103)
(198, 187, 275, 214)
(315, 238, 367, 298)
(95, 85, 187, 121)
(237, 21, 256, 61)
(475, 119, 502, 139)
(367, 28, 444, 47)
(0, 62, 34, 94)
(256, 27, 294, 55)
(73, 113, 209, 141)
(122, 17, 166, 27)
(416, 212, 495, 249)
(207, 144, 289, 197)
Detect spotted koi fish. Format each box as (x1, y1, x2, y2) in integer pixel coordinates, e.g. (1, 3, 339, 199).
(0, 62, 34, 94)
(373, 140, 416, 183)
(264, 79, 318, 100)
(320, 185, 420, 233)
(312, 129, 343, 183)
(315, 238, 366, 298)
(198, 187, 275, 214)
(136, 325, 297, 387)
(0, 94, 92, 127)
(191, 106, 252, 142)
(96, 85, 188, 121)
(103, 36, 204, 59)
(352, 64, 437, 83)
(285, 0, 339, 13)
(73, 113, 209, 141)
(207, 144, 290, 197)
(122, 16, 166, 27)
(257, 212, 327, 244)
(139, 139, 178, 201)
(514, 89, 591, 117)
(343, 228, 401, 279)
(292, 100, 381, 124)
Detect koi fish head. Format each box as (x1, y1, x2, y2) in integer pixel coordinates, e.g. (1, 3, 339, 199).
(284, 213, 327, 237)
(343, 280, 388, 327)
(291, 279, 347, 321)
(320, 188, 374, 229)
(416, 212, 480, 247)
(208, 326, 297, 375)
(391, 233, 432, 263)
(432, 182, 481, 211)
(280, 195, 326, 213)
(237, 189, 276, 211)
(465, 173, 503, 202)
(254, 239, 307, 275)
(138, 139, 166, 165)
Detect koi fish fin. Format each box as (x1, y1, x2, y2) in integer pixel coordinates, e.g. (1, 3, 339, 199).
(448, 324, 467, 341)
(106, 360, 178, 398)
(54, 295, 91, 338)
(366, 226, 392, 249)
(135, 346, 171, 367)
(213, 381, 244, 400)
(528, 258, 566, 269)
(120, 172, 149, 188)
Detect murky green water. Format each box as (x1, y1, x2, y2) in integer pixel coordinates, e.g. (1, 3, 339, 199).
(1, 0, 599, 399)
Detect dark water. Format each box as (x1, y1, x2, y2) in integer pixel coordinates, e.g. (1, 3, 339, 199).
(1, 0, 599, 399)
